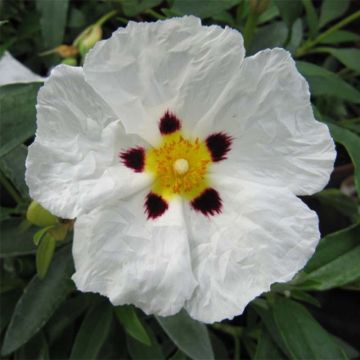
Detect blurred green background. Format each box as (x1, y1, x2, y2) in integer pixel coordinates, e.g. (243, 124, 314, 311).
(0, 0, 359, 359)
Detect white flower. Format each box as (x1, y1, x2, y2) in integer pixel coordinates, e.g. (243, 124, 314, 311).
(25, 16, 335, 323)
(0, 52, 45, 86)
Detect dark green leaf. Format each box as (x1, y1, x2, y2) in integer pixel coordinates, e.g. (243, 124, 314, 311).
(302, 0, 318, 38)
(115, 305, 151, 346)
(328, 123, 360, 195)
(121, 0, 163, 16)
(249, 21, 288, 55)
(319, 30, 360, 45)
(258, 2, 280, 24)
(170, 0, 240, 18)
(14, 331, 49, 360)
(319, 0, 350, 28)
(255, 325, 285, 360)
(271, 297, 347, 359)
(287, 18, 303, 53)
(318, 47, 360, 73)
(70, 299, 113, 360)
(36, 0, 69, 48)
(316, 189, 358, 221)
(0, 219, 36, 258)
(156, 310, 214, 360)
(296, 224, 360, 290)
(1, 245, 74, 356)
(0, 83, 41, 158)
(126, 321, 164, 360)
(0, 290, 21, 335)
(274, 0, 303, 28)
(297, 61, 360, 103)
(36, 233, 56, 279)
(0, 145, 28, 198)
(46, 295, 88, 344)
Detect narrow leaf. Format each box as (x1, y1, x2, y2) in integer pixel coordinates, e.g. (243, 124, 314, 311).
(156, 310, 214, 360)
(36, 234, 56, 279)
(1, 245, 74, 355)
(36, 0, 69, 49)
(271, 297, 347, 359)
(274, 0, 303, 28)
(328, 123, 360, 195)
(70, 299, 113, 360)
(255, 325, 285, 360)
(0, 83, 41, 158)
(0, 219, 36, 258)
(318, 47, 360, 73)
(115, 305, 151, 346)
(319, 0, 350, 28)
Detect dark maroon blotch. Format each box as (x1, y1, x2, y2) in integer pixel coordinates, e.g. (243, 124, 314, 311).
(120, 147, 145, 172)
(206, 132, 232, 162)
(145, 192, 169, 219)
(191, 188, 222, 216)
(159, 110, 181, 135)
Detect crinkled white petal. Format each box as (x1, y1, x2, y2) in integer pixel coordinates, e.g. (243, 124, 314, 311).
(83, 16, 245, 144)
(196, 48, 335, 196)
(184, 175, 319, 323)
(72, 194, 197, 316)
(0, 51, 45, 86)
(26, 65, 151, 219)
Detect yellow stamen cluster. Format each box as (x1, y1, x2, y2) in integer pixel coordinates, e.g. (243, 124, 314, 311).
(145, 132, 212, 200)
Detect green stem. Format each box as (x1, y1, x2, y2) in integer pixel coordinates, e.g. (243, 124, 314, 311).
(243, 12, 259, 49)
(296, 10, 360, 57)
(0, 171, 22, 204)
(145, 9, 166, 20)
(96, 10, 117, 27)
(234, 336, 241, 360)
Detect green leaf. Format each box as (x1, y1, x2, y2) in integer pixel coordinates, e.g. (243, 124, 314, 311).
(14, 331, 49, 360)
(0, 83, 41, 158)
(170, 0, 240, 18)
(296, 61, 360, 103)
(36, 233, 56, 279)
(302, 0, 318, 38)
(0, 290, 21, 335)
(319, 0, 350, 28)
(36, 0, 69, 48)
(46, 295, 88, 343)
(319, 30, 360, 45)
(126, 322, 164, 360)
(121, 0, 163, 17)
(258, 2, 280, 24)
(0, 219, 37, 258)
(1, 245, 74, 356)
(273, 0, 303, 28)
(317, 47, 360, 73)
(156, 310, 214, 360)
(287, 18, 303, 53)
(328, 123, 360, 195)
(249, 21, 288, 55)
(255, 325, 285, 360)
(316, 189, 358, 221)
(296, 224, 360, 290)
(70, 299, 113, 360)
(0, 145, 28, 198)
(271, 297, 347, 359)
(115, 305, 151, 346)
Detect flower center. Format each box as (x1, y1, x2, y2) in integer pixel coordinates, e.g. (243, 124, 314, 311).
(145, 133, 212, 200)
(173, 158, 189, 175)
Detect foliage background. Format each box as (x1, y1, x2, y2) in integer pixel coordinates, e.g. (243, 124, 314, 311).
(0, 0, 359, 359)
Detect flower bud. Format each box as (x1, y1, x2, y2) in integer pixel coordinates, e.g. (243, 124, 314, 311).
(40, 45, 78, 58)
(75, 25, 102, 56)
(62, 57, 77, 66)
(26, 201, 58, 228)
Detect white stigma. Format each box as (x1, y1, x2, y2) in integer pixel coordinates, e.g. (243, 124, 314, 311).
(173, 158, 189, 175)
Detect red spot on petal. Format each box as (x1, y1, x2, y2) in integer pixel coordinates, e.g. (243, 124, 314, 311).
(145, 192, 168, 219)
(159, 110, 181, 135)
(119, 147, 145, 172)
(206, 132, 232, 162)
(191, 188, 222, 216)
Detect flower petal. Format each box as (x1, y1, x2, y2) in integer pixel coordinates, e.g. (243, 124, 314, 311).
(196, 48, 335, 196)
(72, 194, 197, 316)
(83, 16, 245, 143)
(184, 175, 319, 323)
(26, 65, 151, 219)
